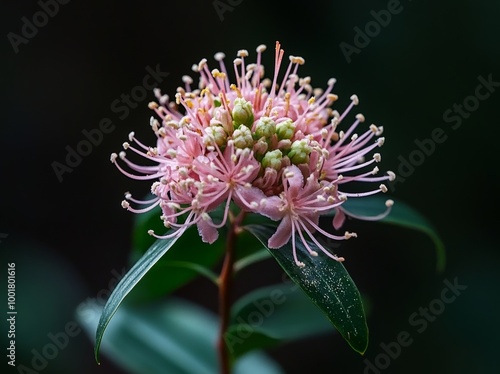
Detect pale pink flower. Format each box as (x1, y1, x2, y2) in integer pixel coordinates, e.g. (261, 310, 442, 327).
(111, 42, 394, 266)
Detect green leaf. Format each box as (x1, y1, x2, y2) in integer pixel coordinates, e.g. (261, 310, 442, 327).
(95, 232, 182, 363)
(226, 283, 335, 358)
(130, 207, 274, 298)
(80, 298, 283, 374)
(245, 225, 368, 355)
(340, 196, 446, 272)
(128, 210, 226, 302)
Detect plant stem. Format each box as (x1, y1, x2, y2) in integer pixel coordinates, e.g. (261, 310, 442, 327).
(217, 210, 245, 374)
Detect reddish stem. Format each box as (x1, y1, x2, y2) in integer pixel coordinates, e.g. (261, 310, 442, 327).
(217, 210, 245, 374)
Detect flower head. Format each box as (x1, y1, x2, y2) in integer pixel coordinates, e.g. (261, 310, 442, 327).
(111, 42, 395, 267)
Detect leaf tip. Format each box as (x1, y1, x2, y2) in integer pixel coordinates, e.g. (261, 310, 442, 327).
(94, 343, 101, 364)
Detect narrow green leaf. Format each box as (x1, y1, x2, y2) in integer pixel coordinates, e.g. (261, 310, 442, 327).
(95, 232, 181, 363)
(79, 298, 284, 374)
(340, 196, 446, 272)
(245, 224, 368, 355)
(130, 207, 272, 297)
(128, 223, 226, 303)
(226, 283, 335, 358)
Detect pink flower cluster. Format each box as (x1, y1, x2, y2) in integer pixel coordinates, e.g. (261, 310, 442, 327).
(111, 42, 395, 267)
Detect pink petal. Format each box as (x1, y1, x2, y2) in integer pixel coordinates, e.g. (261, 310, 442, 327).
(258, 195, 284, 220)
(197, 216, 219, 244)
(234, 185, 284, 220)
(268, 215, 292, 248)
(332, 208, 346, 230)
(284, 165, 304, 195)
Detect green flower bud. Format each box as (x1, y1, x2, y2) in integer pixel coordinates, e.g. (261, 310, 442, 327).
(205, 125, 227, 147)
(232, 98, 254, 128)
(262, 149, 283, 170)
(288, 139, 311, 165)
(232, 125, 253, 149)
(276, 118, 295, 140)
(254, 117, 276, 139)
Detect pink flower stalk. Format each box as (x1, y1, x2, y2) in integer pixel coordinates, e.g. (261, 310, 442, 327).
(111, 41, 395, 267)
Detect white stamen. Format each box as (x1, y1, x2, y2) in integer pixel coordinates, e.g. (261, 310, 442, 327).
(237, 49, 249, 57)
(110, 153, 117, 163)
(256, 44, 267, 53)
(373, 153, 381, 162)
(290, 56, 305, 65)
(377, 137, 385, 147)
(214, 52, 225, 61)
(328, 94, 338, 102)
(345, 231, 357, 239)
(121, 200, 130, 209)
(198, 58, 207, 71)
(355, 113, 365, 122)
(380, 184, 388, 193)
(385, 199, 394, 207)
(182, 75, 193, 84)
(350, 94, 359, 105)
(387, 171, 396, 181)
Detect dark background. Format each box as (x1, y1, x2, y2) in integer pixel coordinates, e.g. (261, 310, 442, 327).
(1, 0, 499, 373)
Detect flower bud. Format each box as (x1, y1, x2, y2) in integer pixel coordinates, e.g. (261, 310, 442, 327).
(214, 108, 233, 135)
(232, 98, 254, 128)
(253, 138, 268, 155)
(288, 139, 311, 165)
(232, 125, 253, 149)
(254, 117, 276, 139)
(204, 125, 227, 147)
(276, 118, 295, 140)
(262, 149, 283, 170)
